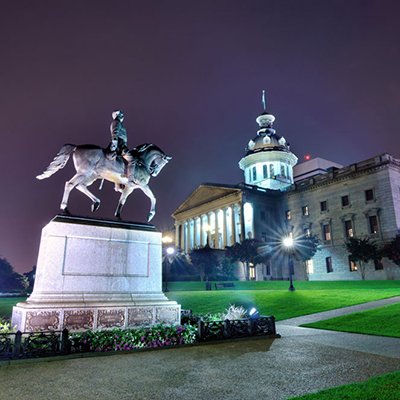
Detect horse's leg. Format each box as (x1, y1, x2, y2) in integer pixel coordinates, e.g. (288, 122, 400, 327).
(60, 173, 90, 213)
(138, 185, 156, 222)
(115, 186, 135, 219)
(75, 179, 101, 212)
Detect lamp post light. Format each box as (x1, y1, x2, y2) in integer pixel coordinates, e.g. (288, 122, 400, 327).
(164, 246, 175, 293)
(283, 236, 296, 292)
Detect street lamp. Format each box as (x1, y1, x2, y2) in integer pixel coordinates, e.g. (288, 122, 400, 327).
(164, 246, 175, 293)
(282, 236, 296, 292)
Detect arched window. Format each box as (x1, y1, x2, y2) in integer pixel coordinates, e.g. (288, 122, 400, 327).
(263, 164, 268, 179)
(269, 164, 274, 177)
(280, 164, 285, 176)
(252, 166, 257, 181)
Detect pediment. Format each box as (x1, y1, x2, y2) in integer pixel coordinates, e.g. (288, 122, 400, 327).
(172, 183, 242, 216)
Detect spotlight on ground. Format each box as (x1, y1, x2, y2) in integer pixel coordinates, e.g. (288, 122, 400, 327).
(249, 308, 260, 319)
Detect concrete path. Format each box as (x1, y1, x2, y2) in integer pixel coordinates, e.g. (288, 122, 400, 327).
(1, 297, 400, 400)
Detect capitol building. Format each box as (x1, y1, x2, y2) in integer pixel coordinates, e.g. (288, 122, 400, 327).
(172, 105, 400, 281)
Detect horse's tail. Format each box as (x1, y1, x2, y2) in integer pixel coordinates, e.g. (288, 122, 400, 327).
(36, 144, 77, 180)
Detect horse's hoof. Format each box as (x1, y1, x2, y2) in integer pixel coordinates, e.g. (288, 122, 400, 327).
(91, 201, 100, 212)
(148, 212, 155, 222)
(62, 207, 71, 215)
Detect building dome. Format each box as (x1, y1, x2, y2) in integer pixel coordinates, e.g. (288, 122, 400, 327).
(239, 109, 298, 190)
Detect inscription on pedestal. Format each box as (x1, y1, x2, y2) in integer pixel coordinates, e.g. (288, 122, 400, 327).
(64, 310, 94, 330)
(156, 307, 178, 324)
(97, 309, 125, 328)
(128, 307, 153, 327)
(26, 311, 60, 331)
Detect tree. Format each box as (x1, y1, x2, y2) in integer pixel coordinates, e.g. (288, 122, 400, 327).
(290, 234, 321, 280)
(0, 257, 28, 292)
(382, 234, 400, 266)
(189, 245, 219, 281)
(344, 237, 378, 280)
(218, 258, 237, 281)
(225, 239, 270, 281)
(24, 265, 36, 292)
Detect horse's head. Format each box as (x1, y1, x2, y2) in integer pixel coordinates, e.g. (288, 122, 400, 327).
(150, 154, 172, 177)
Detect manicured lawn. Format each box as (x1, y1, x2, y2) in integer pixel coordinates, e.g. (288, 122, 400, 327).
(2, 281, 400, 321)
(289, 371, 400, 400)
(302, 303, 400, 338)
(166, 287, 400, 321)
(166, 280, 400, 291)
(0, 297, 25, 318)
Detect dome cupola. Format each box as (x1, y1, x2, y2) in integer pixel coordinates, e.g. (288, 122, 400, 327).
(239, 94, 298, 190)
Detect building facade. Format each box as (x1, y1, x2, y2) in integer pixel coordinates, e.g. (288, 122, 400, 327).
(172, 107, 400, 281)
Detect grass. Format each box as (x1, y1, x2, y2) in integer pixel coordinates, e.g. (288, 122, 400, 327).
(164, 281, 400, 321)
(289, 371, 400, 400)
(0, 297, 25, 318)
(301, 303, 400, 338)
(1, 281, 400, 320)
(166, 280, 400, 291)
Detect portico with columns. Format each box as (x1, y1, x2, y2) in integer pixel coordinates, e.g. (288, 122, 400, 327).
(173, 184, 246, 252)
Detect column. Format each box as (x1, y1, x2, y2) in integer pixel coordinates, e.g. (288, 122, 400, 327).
(186, 220, 190, 253)
(193, 217, 198, 249)
(231, 205, 236, 245)
(180, 221, 185, 251)
(214, 210, 219, 249)
(222, 208, 227, 248)
(175, 222, 180, 248)
(199, 215, 204, 247)
(207, 213, 212, 246)
(240, 202, 245, 242)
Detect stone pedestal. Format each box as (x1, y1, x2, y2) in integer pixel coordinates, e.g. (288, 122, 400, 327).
(12, 215, 180, 332)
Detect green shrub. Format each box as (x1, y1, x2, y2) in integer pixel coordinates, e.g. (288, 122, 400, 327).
(69, 323, 197, 352)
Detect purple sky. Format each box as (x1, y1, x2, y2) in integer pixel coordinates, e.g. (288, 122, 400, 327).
(1, 1, 400, 273)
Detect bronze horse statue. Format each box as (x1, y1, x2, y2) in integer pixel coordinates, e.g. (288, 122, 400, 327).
(36, 143, 171, 221)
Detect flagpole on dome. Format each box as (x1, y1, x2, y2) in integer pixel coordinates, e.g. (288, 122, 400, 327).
(262, 90, 266, 112)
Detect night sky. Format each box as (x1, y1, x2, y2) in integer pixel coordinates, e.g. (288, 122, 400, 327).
(1, 1, 400, 273)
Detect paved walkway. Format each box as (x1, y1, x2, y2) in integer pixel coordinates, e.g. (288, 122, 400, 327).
(1, 297, 400, 400)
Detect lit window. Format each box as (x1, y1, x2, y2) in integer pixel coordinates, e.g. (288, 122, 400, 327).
(323, 224, 331, 241)
(302, 206, 309, 216)
(262, 232, 267, 242)
(365, 189, 374, 202)
(320, 201, 327, 212)
(369, 216, 378, 234)
(345, 220, 354, 238)
(249, 266, 256, 280)
(306, 260, 314, 274)
(349, 256, 357, 272)
(304, 228, 311, 237)
(263, 164, 268, 179)
(326, 257, 333, 273)
(269, 164, 274, 177)
(341, 195, 350, 207)
(285, 210, 291, 220)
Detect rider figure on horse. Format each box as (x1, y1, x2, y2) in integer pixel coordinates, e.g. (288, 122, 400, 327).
(107, 110, 135, 189)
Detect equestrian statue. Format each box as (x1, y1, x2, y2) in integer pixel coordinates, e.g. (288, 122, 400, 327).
(36, 110, 171, 222)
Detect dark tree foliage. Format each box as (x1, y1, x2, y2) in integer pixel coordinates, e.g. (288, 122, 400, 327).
(344, 237, 378, 280)
(382, 235, 400, 266)
(291, 234, 321, 262)
(0, 257, 27, 292)
(289, 234, 321, 280)
(24, 265, 36, 292)
(225, 239, 270, 280)
(189, 245, 219, 281)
